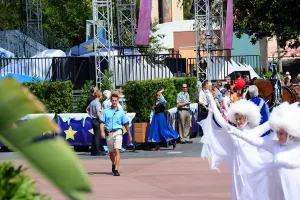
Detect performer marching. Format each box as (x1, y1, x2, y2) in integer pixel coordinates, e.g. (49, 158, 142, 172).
(227, 102, 300, 200)
(148, 89, 178, 151)
(199, 90, 272, 200)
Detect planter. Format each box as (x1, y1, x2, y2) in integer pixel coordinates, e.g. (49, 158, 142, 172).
(134, 122, 149, 143)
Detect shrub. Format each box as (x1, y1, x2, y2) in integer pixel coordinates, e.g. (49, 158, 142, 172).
(0, 161, 50, 200)
(100, 70, 113, 92)
(75, 80, 94, 113)
(24, 81, 74, 114)
(123, 77, 198, 122)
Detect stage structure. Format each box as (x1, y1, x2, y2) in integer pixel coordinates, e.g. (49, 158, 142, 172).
(25, 0, 43, 44)
(116, 0, 137, 50)
(194, 0, 224, 81)
(92, 0, 114, 87)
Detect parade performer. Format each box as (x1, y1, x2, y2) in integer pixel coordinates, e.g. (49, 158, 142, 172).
(247, 85, 270, 136)
(227, 102, 300, 200)
(199, 90, 272, 200)
(148, 90, 178, 151)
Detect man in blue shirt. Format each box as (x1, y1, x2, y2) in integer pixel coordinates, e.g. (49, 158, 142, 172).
(248, 85, 270, 136)
(100, 93, 132, 176)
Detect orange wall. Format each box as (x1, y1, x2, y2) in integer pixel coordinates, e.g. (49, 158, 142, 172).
(173, 30, 222, 56)
(174, 31, 196, 52)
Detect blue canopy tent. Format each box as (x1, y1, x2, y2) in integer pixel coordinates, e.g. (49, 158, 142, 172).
(0, 73, 48, 83)
(70, 37, 118, 56)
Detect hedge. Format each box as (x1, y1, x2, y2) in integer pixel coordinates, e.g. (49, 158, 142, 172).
(123, 77, 198, 122)
(24, 81, 74, 114)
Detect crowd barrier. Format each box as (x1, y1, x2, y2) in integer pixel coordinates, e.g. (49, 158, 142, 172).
(57, 113, 135, 147)
(167, 103, 199, 137)
(0, 106, 200, 148)
(0, 113, 136, 148)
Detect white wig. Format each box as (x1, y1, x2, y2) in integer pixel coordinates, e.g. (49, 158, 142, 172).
(227, 99, 261, 128)
(248, 85, 259, 97)
(269, 102, 300, 138)
(103, 90, 111, 99)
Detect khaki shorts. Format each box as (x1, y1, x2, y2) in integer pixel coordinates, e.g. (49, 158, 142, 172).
(106, 129, 123, 152)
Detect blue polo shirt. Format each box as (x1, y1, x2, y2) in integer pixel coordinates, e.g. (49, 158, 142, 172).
(100, 107, 129, 132)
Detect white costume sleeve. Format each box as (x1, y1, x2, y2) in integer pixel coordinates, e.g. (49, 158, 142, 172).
(244, 121, 271, 138)
(229, 126, 275, 153)
(206, 92, 227, 128)
(199, 91, 234, 171)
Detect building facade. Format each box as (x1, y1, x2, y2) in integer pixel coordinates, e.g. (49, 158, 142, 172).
(151, 0, 184, 23)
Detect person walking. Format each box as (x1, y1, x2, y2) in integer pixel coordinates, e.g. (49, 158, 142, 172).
(100, 93, 132, 176)
(176, 83, 192, 144)
(86, 90, 106, 156)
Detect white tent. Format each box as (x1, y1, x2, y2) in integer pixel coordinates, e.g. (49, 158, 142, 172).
(206, 58, 260, 80)
(0, 49, 66, 78)
(112, 56, 174, 87)
(0, 47, 15, 58)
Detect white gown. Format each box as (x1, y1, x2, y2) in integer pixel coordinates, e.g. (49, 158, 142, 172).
(231, 127, 300, 200)
(200, 91, 272, 200)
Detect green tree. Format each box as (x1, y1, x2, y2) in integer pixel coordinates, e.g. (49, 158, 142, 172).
(234, 0, 300, 48)
(42, 0, 92, 48)
(0, 0, 21, 30)
(1, 0, 166, 54)
(137, 23, 167, 55)
(177, 0, 194, 20)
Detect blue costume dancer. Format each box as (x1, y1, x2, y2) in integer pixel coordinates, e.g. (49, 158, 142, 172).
(148, 90, 178, 151)
(248, 85, 270, 136)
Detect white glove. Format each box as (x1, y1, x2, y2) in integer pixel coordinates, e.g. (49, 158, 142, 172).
(225, 123, 235, 135)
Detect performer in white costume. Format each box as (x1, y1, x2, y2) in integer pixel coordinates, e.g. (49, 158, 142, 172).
(227, 102, 300, 200)
(199, 91, 272, 200)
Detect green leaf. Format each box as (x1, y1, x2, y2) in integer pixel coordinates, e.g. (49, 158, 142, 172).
(0, 78, 91, 200)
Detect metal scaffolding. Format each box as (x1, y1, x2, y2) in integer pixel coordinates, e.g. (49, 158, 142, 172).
(194, 0, 224, 81)
(25, 0, 43, 43)
(116, 0, 136, 48)
(92, 0, 114, 87)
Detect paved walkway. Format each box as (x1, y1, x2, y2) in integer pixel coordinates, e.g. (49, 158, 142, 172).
(17, 157, 231, 200)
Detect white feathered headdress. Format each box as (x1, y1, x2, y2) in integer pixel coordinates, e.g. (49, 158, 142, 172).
(269, 102, 300, 138)
(227, 99, 261, 128)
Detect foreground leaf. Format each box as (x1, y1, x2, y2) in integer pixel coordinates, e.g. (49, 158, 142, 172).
(0, 78, 91, 200)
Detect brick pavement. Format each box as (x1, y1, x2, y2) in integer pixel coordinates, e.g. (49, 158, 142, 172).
(15, 157, 231, 200)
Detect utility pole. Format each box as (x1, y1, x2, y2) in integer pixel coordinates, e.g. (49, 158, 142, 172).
(276, 36, 283, 73)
